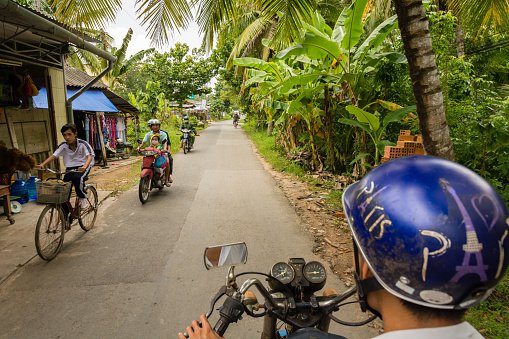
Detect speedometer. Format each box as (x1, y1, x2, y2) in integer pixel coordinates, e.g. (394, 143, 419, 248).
(270, 262, 295, 284)
(303, 261, 327, 284)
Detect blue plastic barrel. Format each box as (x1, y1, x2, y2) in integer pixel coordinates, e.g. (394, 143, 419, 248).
(11, 179, 29, 204)
(26, 176, 37, 201)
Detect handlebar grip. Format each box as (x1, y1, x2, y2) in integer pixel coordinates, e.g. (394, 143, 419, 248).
(213, 297, 244, 336)
(213, 316, 231, 337)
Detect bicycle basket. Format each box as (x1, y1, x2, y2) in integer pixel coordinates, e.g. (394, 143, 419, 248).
(36, 181, 72, 204)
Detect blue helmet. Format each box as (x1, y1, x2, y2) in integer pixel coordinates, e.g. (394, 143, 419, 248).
(343, 156, 509, 309)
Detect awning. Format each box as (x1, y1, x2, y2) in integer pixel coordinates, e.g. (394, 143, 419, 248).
(33, 88, 118, 113)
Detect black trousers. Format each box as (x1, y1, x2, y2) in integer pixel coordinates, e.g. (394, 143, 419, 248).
(64, 166, 91, 198)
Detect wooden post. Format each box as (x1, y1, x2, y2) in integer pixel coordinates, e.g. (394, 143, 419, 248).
(96, 112, 108, 167)
(4, 108, 19, 149)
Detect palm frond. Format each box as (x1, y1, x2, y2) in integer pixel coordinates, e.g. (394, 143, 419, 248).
(260, 0, 317, 48)
(136, 0, 192, 46)
(194, 0, 237, 50)
(233, 16, 274, 58)
(50, 0, 122, 30)
(447, 0, 509, 34)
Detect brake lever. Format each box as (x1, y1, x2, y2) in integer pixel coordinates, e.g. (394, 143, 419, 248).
(207, 285, 228, 318)
(182, 286, 228, 338)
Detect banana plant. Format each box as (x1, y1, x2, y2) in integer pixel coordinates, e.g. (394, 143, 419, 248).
(276, 1, 404, 106)
(339, 101, 417, 165)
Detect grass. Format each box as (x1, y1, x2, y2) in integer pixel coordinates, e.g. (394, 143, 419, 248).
(465, 273, 509, 338)
(243, 123, 306, 177)
(243, 123, 346, 211)
(243, 121, 508, 338)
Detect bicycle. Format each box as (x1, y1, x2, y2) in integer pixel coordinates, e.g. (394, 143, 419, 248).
(34, 168, 98, 261)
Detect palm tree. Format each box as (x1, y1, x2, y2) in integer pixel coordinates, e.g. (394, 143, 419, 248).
(394, 0, 454, 159)
(67, 28, 154, 89)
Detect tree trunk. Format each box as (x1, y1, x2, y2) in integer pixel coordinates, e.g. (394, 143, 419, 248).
(455, 23, 465, 57)
(394, 0, 454, 160)
(267, 120, 274, 135)
(324, 86, 335, 172)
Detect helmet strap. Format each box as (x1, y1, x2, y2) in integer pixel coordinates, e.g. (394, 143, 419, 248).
(353, 241, 383, 319)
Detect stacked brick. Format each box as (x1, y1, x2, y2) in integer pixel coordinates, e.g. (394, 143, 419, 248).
(382, 130, 425, 163)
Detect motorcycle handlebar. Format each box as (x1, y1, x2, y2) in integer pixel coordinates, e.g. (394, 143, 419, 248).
(213, 296, 245, 336)
(239, 278, 357, 310)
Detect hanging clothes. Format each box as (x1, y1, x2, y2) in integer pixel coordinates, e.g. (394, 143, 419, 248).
(85, 115, 90, 143)
(116, 116, 126, 141)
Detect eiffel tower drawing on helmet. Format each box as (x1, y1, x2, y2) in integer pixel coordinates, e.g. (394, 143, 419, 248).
(440, 179, 488, 283)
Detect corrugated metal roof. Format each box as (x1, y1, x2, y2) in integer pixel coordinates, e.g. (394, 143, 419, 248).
(64, 65, 108, 88)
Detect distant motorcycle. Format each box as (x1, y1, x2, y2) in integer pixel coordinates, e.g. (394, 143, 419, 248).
(180, 128, 191, 154)
(137, 145, 169, 204)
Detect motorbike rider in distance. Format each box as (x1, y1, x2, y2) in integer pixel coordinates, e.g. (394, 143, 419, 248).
(138, 119, 172, 185)
(179, 156, 509, 339)
(180, 115, 198, 149)
(232, 111, 240, 126)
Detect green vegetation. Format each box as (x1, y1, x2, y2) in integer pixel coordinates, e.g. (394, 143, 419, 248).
(243, 122, 305, 177)
(466, 274, 509, 338)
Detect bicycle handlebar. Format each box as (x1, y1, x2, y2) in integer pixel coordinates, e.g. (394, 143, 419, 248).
(38, 168, 82, 174)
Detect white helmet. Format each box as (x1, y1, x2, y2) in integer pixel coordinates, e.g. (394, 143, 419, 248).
(148, 118, 160, 127)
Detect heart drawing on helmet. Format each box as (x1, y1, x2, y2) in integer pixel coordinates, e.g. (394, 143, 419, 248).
(471, 194, 501, 232)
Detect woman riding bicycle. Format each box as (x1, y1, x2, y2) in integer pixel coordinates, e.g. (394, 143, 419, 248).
(37, 123, 94, 210)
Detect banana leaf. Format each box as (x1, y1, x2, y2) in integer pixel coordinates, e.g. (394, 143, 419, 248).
(383, 105, 417, 126)
(340, 0, 369, 51)
(354, 15, 398, 62)
(346, 105, 380, 131)
(338, 117, 371, 134)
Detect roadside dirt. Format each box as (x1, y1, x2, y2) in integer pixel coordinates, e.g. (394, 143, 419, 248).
(89, 158, 140, 193)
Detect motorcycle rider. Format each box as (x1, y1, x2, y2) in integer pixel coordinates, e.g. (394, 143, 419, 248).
(179, 115, 198, 149)
(179, 156, 509, 339)
(232, 111, 240, 126)
(138, 119, 173, 184)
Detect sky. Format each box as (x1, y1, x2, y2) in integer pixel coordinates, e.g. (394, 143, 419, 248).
(106, 0, 203, 57)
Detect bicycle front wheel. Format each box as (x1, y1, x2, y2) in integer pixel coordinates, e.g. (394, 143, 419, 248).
(79, 185, 98, 231)
(35, 205, 65, 261)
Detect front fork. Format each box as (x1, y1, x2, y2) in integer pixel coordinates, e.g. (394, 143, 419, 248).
(261, 314, 277, 339)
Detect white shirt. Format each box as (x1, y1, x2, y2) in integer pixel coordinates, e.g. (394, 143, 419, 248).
(373, 322, 484, 339)
(53, 138, 94, 168)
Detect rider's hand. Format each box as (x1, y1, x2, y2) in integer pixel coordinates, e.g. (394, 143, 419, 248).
(178, 314, 223, 339)
(36, 164, 44, 169)
(78, 166, 86, 172)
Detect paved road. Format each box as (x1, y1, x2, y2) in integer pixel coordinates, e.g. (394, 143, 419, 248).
(0, 121, 377, 338)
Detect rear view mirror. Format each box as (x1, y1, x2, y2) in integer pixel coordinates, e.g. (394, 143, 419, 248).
(204, 242, 248, 270)
(137, 139, 142, 145)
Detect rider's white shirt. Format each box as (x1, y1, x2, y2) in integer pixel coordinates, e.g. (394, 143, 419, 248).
(373, 322, 483, 339)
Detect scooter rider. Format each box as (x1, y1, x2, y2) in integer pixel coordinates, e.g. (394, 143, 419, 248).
(179, 115, 198, 149)
(138, 119, 173, 184)
(179, 156, 509, 339)
(233, 111, 240, 124)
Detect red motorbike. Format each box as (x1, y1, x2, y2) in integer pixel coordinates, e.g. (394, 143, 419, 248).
(137, 147, 169, 204)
